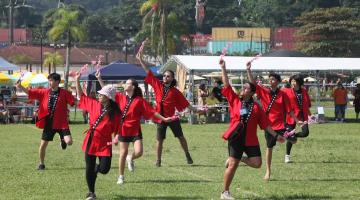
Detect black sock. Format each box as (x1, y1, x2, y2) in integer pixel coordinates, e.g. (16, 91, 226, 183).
(286, 141, 293, 155)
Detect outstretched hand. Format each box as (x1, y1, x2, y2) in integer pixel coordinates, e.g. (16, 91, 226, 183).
(246, 61, 252, 70)
(219, 59, 225, 68)
(95, 69, 101, 79)
(74, 71, 81, 81)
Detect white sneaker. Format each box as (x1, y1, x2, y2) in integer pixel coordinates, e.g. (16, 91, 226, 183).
(117, 175, 124, 185)
(285, 155, 292, 163)
(220, 191, 235, 200)
(126, 155, 134, 172)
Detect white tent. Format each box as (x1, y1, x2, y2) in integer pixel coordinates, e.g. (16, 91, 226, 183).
(161, 55, 360, 73)
(161, 55, 360, 101)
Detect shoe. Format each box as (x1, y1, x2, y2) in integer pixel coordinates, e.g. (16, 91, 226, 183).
(186, 152, 193, 164)
(60, 136, 67, 150)
(117, 175, 124, 185)
(38, 164, 45, 171)
(285, 155, 292, 163)
(220, 191, 235, 200)
(85, 192, 96, 200)
(155, 160, 161, 167)
(126, 155, 134, 172)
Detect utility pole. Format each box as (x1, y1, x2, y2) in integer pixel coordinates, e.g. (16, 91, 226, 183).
(7, 0, 33, 44)
(8, 0, 14, 44)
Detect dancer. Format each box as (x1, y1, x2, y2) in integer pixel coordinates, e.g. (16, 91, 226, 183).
(282, 74, 311, 163)
(75, 71, 121, 200)
(220, 60, 284, 199)
(16, 73, 75, 171)
(137, 50, 198, 167)
(247, 62, 298, 181)
(96, 70, 171, 184)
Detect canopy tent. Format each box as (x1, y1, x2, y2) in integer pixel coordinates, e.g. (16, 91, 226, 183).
(161, 55, 360, 73)
(80, 60, 149, 81)
(0, 57, 19, 71)
(161, 55, 360, 106)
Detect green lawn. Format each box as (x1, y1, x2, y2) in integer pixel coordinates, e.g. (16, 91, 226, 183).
(1, 115, 360, 200)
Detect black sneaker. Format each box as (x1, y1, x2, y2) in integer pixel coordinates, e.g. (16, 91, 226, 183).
(186, 152, 193, 164)
(85, 192, 96, 200)
(155, 160, 161, 167)
(60, 139, 67, 150)
(38, 164, 45, 171)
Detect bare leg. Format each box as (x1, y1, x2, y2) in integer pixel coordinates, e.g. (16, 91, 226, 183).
(39, 140, 49, 165)
(240, 156, 262, 168)
(264, 148, 272, 181)
(132, 140, 143, 160)
(156, 139, 164, 165)
(178, 136, 189, 152)
(223, 157, 240, 191)
(119, 142, 129, 176)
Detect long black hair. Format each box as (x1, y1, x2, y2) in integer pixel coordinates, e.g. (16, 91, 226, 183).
(164, 70, 177, 87)
(129, 78, 143, 98)
(289, 74, 304, 87)
(108, 99, 121, 120)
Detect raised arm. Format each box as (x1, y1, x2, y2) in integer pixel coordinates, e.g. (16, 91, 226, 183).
(95, 69, 105, 88)
(136, 44, 150, 73)
(75, 71, 83, 97)
(246, 62, 255, 84)
(220, 60, 230, 87)
(15, 81, 28, 95)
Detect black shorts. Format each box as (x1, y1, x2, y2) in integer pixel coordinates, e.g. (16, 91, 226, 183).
(265, 129, 286, 148)
(118, 132, 143, 143)
(228, 138, 261, 160)
(42, 129, 71, 141)
(157, 120, 184, 140)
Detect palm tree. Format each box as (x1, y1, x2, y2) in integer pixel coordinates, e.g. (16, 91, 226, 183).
(48, 8, 86, 89)
(43, 52, 63, 74)
(140, 0, 179, 64)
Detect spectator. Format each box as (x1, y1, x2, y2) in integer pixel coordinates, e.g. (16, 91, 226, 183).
(8, 94, 22, 123)
(0, 94, 9, 123)
(197, 83, 209, 106)
(332, 82, 348, 122)
(353, 83, 360, 121)
(212, 81, 224, 102)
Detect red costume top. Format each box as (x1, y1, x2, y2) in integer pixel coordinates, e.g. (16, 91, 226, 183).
(28, 88, 75, 129)
(282, 87, 311, 124)
(222, 86, 270, 146)
(78, 95, 121, 156)
(256, 84, 290, 130)
(144, 71, 189, 117)
(115, 92, 155, 137)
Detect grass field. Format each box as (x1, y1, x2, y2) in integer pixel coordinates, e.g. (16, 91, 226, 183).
(1, 112, 360, 200)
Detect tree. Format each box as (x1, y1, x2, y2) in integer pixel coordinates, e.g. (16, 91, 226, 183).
(140, 0, 183, 64)
(48, 7, 86, 89)
(295, 7, 360, 57)
(43, 52, 63, 73)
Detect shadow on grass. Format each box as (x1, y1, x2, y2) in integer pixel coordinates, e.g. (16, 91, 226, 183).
(130, 179, 211, 184)
(111, 195, 203, 200)
(167, 164, 219, 168)
(252, 194, 331, 200)
(294, 161, 360, 164)
(271, 178, 360, 182)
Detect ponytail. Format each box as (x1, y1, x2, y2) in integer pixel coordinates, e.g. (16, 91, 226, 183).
(129, 78, 143, 98)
